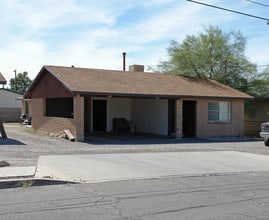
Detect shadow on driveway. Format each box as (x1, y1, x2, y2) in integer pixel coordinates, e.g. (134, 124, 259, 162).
(84, 132, 260, 145)
(0, 138, 26, 146)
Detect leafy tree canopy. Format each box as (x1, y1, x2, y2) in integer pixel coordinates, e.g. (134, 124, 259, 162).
(156, 25, 259, 93)
(247, 67, 269, 98)
(9, 71, 32, 95)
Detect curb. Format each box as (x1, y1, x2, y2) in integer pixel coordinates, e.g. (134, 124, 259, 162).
(0, 178, 77, 189)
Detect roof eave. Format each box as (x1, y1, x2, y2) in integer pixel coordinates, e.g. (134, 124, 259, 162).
(74, 91, 253, 100)
(179, 95, 254, 100)
(74, 91, 181, 99)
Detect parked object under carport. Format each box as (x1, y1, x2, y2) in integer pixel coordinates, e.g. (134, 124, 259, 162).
(113, 118, 129, 133)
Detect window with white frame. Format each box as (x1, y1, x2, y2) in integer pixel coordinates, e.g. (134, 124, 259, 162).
(208, 101, 230, 122)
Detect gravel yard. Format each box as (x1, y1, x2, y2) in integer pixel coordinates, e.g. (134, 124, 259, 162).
(0, 124, 268, 167)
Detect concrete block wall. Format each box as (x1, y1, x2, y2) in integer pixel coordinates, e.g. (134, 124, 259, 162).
(31, 98, 77, 138)
(74, 95, 84, 141)
(175, 99, 183, 138)
(29, 96, 245, 140)
(196, 99, 244, 137)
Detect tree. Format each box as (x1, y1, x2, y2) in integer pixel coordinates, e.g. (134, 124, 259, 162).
(156, 25, 257, 91)
(246, 67, 269, 98)
(9, 71, 32, 95)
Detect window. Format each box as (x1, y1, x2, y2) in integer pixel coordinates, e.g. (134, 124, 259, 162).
(208, 102, 230, 122)
(46, 98, 73, 118)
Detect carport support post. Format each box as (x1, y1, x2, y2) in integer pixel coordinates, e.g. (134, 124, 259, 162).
(74, 95, 84, 141)
(175, 99, 182, 139)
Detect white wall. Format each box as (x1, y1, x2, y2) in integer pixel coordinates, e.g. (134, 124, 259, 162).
(0, 89, 21, 108)
(131, 99, 168, 135)
(91, 97, 168, 135)
(107, 98, 131, 132)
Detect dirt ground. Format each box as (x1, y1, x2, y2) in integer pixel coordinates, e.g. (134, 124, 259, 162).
(0, 124, 268, 167)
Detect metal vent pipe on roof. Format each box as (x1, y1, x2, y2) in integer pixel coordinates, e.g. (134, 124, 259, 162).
(122, 52, 126, 71)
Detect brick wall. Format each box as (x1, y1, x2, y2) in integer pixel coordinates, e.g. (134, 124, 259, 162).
(175, 99, 182, 138)
(174, 98, 245, 138)
(0, 107, 21, 122)
(29, 96, 245, 140)
(31, 98, 77, 138)
(74, 95, 84, 141)
(195, 99, 244, 137)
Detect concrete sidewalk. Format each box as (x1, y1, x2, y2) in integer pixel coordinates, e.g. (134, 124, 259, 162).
(34, 151, 269, 183)
(0, 166, 36, 179)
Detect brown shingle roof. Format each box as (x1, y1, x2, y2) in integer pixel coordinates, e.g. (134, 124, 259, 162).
(0, 72, 6, 85)
(26, 65, 253, 99)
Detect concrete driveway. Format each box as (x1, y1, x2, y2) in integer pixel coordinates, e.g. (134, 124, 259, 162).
(35, 151, 269, 183)
(0, 124, 269, 168)
(1, 125, 269, 183)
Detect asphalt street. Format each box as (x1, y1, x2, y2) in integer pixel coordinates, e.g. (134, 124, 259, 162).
(0, 172, 268, 219)
(1, 125, 269, 219)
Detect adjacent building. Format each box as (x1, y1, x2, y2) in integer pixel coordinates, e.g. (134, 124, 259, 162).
(0, 72, 7, 88)
(244, 99, 269, 137)
(0, 73, 21, 122)
(0, 89, 22, 122)
(23, 65, 252, 141)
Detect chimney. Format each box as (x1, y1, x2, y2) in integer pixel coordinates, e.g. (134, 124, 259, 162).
(129, 64, 144, 72)
(122, 52, 126, 71)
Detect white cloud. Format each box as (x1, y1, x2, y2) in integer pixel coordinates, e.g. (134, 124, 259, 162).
(1, 1, 117, 33)
(0, 0, 268, 86)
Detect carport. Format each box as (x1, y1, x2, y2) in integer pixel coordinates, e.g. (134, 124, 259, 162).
(84, 97, 176, 136)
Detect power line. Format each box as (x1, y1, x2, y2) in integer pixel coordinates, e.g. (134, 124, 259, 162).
(186, 0, 269, 23)
(246, 0, 269, 8)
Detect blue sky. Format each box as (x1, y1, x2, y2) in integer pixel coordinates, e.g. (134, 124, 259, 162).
(0, 0, 268, 83)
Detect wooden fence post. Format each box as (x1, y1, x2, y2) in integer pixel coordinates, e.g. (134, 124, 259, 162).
(0, 120, 7, 139)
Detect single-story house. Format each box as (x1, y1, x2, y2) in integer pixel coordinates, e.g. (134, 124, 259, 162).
(23, 65, 252, 141)
(0, 88, 22, 122)
(244, 98, 269, 137)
